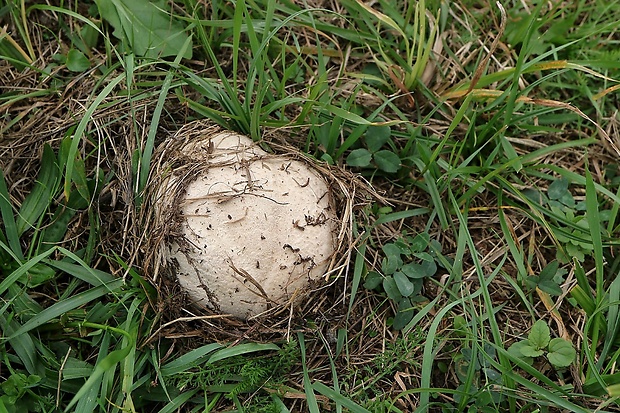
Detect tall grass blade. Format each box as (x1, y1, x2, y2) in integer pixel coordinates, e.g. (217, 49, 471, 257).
(136, 36, 193, 204)
(156, 390, 199, 413)
(0, 170, 23, 260)
(584, 162, 606, 361)
(207, 342, 279, 364)
(16, 144, 59, 235)
(0, 248, 56, 296)
(160, 343, 223, 376)
(312, 382, 370, 413)
(0, 314, 39, 375)
(9, 279, 124, 338)
(66, 323, 134, 411)
(63, 73, 124, 200)
(298, 333, 320, 412)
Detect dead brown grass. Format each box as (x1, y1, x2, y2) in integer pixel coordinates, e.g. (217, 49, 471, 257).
(3, 1, 620, 411)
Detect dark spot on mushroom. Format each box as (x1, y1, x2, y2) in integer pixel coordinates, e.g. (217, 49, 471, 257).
(261, 235, 266, 240)
(283, 244, 300, 253)
(228, 214, 232, 220)
(256, 261, 260, 269)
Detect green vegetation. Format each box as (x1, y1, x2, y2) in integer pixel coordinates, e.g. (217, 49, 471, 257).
(2, 0, 620, 411)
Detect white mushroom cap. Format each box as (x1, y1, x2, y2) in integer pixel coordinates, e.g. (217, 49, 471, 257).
(167, 132, 336, 319)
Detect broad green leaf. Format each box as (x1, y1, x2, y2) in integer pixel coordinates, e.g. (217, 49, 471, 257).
(17, 144, 59, 236)
(393, 298, 415, 330)
(519, 344, 545, 358)
(401, 262, 429, 279)
(539, 261, 559, 281)
(346, 148, 372, 168)
(364, 125, 391, 153)
(565, 243, 585, 262)
(410, 233, 430, 252)
(522, 188, 545, 204)
(95, 0, 192, 59)
(414, 252, 434, 262)
(528, 320, 551, 349)
(381, 244, 402, 274)
(363, 271, 383, 290)
(62, 357, 94, 380)
(382, 277, 402, 301)
(547, 178, 569, 200)
(382, 243, 401, 260)
(537, 279, 563, 296)
(69, 149, 90, 204)
(393, 271, 414, 297)
(507, 341, 533, 365)
(66, 49, 90, 72)
(373, 150, 401, 173)
(608, 383, 620, 397)
(418, 259, 437, 277)
(40, 201, 81, 252)
(24, 263, 55, 288)
(547, 338, 576, 367)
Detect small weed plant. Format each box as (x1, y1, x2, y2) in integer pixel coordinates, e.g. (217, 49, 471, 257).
(508, 319, 576, 368)
(364, 232, 443, 329)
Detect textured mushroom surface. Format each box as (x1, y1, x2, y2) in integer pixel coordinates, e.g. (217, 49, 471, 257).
(167, 132, 337, 319)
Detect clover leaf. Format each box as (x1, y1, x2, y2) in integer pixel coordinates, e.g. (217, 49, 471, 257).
(547, 338, 576, 367)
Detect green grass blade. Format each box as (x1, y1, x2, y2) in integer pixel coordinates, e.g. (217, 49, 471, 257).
(63, 73, 124, 200)
(156, 390, 199, 413)
(0, 314, 39, 375)
(585, 161, 606, 359)
(47, 259, 116, 286)
(8, 279, 124, 338)
(312, 382, 370, 413)
(298, 333, 320, 412)
(65, 322, 135, 411)
(136, 36, 193, 203)
(599, 276, 620, 370)
(16, 144, 59, 236)
(348, 240, 366, 317)
(270, 394, 291, 413)
(489, 346, 589, 412)
(0, 248, 56, 296)
(585, 162, 604, 298)
(206, 342, 280, 364)
(0, 170, 23, 260)
(160, 343, 223, 376)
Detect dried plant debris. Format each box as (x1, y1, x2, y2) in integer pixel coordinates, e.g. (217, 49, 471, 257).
(143, 121, 378, 320)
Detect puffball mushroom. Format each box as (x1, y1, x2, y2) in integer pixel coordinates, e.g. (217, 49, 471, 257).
(165, 130, 337, 319)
